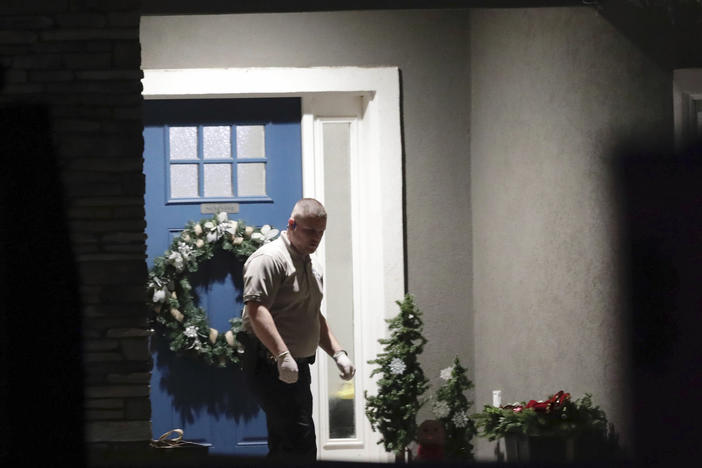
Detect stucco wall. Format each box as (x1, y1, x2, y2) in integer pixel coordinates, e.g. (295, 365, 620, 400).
(140, 9, 474, 404)
(141, 6, 678, 462)
(470, 7, 672, 460)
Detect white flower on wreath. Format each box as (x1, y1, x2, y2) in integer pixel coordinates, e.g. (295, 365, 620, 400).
(177, 241, 194, 260)
(152, 287, 167, 304)
(440, 366, 454, 381)
(215, 221, 236, 239)
(168, 251, 184, 271)
(148, 275, 164, 291)
(224, 220, 239, 236)
(389, 357, 406, 375)
(432, 400, 450, 419)
(452, 410, 469, 428)
(245, 226, 254, 237)
(204, 221, 215, 231)
(196, 239, 204, 248)
(260, 224, 279, 243)
(193, 223, 203, 236)
(217, 212, 228, 223)
(206, 231, 219, 243)
(184, 326, 202, 350)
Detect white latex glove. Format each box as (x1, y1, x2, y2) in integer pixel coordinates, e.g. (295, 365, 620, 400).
(277, 351, 299, 384)
(333, 351, 355, 380)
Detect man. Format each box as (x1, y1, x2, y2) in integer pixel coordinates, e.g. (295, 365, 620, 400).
(240, 198, 355, 462)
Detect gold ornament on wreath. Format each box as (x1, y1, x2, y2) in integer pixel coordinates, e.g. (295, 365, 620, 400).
(146, 212, 279, 367)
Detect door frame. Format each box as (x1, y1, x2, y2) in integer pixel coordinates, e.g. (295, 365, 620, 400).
(142, 67, 404, 462)
(673, 68, 702, 152)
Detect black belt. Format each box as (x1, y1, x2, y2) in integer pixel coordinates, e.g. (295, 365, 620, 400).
(241, 332, 315, 365)
(296, 355, 316, 365)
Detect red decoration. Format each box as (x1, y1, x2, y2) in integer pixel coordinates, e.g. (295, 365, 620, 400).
(503, 390, 571, 413)
(416, 419, 445, 461)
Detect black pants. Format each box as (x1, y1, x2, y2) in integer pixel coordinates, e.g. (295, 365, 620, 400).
(240, 333, 317, 463)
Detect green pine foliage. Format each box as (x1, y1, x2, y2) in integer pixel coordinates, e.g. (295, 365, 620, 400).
(432, 357, 477, 460)
(364, 294, 430, 456)
(473, 392, 615, 441)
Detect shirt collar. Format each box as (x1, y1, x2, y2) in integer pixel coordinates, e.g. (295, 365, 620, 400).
(281, 230, 308, 263)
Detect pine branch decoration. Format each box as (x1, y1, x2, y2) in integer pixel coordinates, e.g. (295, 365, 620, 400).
(432, 357, 477, 460)
(364, 294, 430, 456)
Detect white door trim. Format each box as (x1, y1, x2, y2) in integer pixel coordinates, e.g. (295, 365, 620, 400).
(143, 67, 404, 463)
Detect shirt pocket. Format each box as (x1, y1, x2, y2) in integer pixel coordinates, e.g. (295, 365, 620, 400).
(282, 268, 301, 293)
(310, 267, 323, 297)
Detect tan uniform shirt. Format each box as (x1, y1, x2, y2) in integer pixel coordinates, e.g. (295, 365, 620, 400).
(242, 231, 323, 358)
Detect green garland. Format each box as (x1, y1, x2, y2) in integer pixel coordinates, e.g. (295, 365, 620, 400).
(146, 212, 279, 367)
(472, 392, 612, 441)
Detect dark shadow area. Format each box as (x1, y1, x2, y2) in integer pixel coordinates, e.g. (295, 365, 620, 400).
(188, 254, 246, 305)
(0, 104, 84, 465)
(152, 254, 260, 424)
(140, 0, 587, 15)
(89, 451, 638, 468)
(398, 68, 409, 295)
(152, 336, 261, 424)
(143, 97, 301, 126)
(598, 0, 702, 70)
(612, 137, 702, 467)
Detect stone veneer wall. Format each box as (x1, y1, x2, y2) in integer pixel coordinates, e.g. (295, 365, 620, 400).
(0, 0, 150, 460)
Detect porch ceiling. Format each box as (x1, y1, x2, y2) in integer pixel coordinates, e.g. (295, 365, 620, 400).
(140, 0, 701, 70)
(140, 1, 585, 15)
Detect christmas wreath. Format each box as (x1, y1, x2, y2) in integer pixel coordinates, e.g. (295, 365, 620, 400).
(146, 212, 279, 367)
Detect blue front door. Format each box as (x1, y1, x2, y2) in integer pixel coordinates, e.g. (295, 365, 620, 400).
(143, 98, 302, 455)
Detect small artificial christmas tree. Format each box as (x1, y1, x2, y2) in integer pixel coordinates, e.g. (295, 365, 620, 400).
(365, 294, 430, 462)
(431, 357, 477, 460)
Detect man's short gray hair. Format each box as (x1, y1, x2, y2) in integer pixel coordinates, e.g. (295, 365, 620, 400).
(291, 198, 327, 220)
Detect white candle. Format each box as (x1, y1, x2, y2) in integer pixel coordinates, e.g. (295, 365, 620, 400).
(492, 390, 502, 407)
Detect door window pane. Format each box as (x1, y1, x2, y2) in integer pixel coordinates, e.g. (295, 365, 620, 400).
(166, 124, 270, 201)
(170, 164, 198, 198)
(322, 122, 356, 439)
(236, 125, 265, 159)
(203, 126, 232, 159)
(169, 126, 198, 160)
(237, 163, 266, 196)
(204, 164, 233, 197)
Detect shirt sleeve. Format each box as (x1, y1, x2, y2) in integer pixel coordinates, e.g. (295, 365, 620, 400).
(243, 253, 281, 308)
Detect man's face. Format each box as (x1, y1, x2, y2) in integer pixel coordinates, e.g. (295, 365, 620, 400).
(288, 216, 326, 255)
